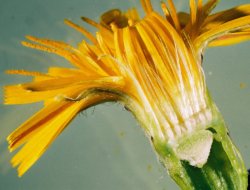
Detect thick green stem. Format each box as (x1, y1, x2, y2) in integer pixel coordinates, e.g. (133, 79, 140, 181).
(152, 119, 248, 190)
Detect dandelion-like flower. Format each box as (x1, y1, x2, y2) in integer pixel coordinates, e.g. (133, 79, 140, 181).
(4, 0, 250, 189)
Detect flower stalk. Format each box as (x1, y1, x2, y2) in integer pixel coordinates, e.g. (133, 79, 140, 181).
(3, 0, 250, 189)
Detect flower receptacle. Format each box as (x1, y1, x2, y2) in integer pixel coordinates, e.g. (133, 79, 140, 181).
(151, 115, 248, 190)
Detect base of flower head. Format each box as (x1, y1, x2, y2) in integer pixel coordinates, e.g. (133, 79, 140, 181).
(151, 114, 248, 190)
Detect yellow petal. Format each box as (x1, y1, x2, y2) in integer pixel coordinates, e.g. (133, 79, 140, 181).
(189, 0, 197, 26)
(195, 16, 250, 49)
(9, 91, 119, 177)
(4, 85, 62, 104)
(167, 0, 181, 30)
(140, 0, 153, 15)
(47, 67, 95, 77)
(4, 84, 83, 104)
(204, 4, 250, 31)
(10, 101, 85, 177)
(209, 32, 250, 47)
(4, 75, 124, 105)
(6, 70, 51, 78)
(8, 101, 69, 152)
(124, 8, 140, 23)
(22, 76, 124, 91)
(202, 0, 219, 18)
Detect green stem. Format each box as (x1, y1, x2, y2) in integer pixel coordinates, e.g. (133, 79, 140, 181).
(152, 119, 248, 190)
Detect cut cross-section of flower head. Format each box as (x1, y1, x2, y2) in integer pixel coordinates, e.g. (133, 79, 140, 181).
(4, 0, 250, 189)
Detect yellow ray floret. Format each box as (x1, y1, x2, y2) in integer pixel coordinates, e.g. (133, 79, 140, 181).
(194, 15, 250, 49)
(8, 93, 119, 177)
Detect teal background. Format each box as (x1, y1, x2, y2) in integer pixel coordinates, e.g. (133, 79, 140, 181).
(0, 0, 249, 189)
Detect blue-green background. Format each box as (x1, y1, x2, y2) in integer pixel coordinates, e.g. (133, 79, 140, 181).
(0, 0, 249, 189)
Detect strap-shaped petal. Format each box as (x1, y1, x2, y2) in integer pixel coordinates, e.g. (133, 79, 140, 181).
(194, 15, 250, 49)
(8, 92, 118, 177)
(209, 30, 250, 47)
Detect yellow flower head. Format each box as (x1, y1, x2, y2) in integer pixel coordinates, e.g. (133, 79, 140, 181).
(4, 0, 250, 177)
